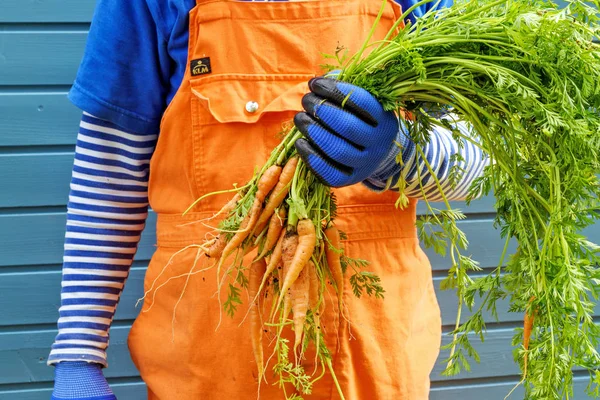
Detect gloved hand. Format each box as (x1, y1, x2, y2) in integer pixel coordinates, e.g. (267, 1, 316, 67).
(52, 362, 116, 400)
(294, 77, 399, 188)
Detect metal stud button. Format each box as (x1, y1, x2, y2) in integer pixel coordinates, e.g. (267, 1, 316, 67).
(245, 101, 259, 113)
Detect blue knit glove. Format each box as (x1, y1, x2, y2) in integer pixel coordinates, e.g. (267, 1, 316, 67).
(398, 0, 454, 25)
(52, 362, 116, 400)
(294, 77, 399, 188)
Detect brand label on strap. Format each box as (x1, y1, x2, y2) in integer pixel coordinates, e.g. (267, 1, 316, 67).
(190, 58, 211, 76)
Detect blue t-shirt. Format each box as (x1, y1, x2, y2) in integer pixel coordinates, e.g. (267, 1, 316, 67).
(69, 0, 451, 135)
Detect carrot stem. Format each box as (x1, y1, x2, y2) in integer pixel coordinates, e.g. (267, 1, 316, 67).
(326, 358, 346, 400)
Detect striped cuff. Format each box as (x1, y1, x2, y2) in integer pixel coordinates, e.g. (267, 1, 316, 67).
(364, 117, 489, 201)
(363, 122, 414, 192)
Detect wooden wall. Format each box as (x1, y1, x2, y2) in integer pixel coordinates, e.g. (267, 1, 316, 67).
(0, 1, 594, 399)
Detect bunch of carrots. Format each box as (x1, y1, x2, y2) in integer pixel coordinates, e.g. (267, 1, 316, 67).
(143, 0, 600, 399)
(189, 143, 378, 398)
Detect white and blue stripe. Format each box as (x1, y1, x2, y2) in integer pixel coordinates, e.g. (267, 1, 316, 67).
(365, 116, 489, 200)
(48, 114, 157, 367)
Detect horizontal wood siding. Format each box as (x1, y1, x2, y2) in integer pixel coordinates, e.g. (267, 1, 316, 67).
(0, 1, 593, 399)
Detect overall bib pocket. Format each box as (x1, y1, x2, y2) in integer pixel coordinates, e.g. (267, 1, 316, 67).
(189, 73, 312, 211)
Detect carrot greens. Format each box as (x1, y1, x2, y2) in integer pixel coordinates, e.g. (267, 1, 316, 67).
(339, 1, 600, 398)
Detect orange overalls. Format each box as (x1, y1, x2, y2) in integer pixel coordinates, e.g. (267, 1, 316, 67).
(127, 0, 442, 398)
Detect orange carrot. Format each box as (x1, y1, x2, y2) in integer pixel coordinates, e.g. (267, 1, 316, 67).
(523, 296, 536, 377)
(308, 261, 319, 311)
(218, 165, 281, 260)
(281, 232, 299, 275)
(249, 258, 267, 379)
(263, 230, 286, 286)
(219, 198, 262, 262)
(307, 260, 322, 367)
(204, 194, 242, 258)
(274, 232, 298, 321)
(276, 219, 316, 310)
(325, 226, 344, 312)
(256, 165, 282, 203)
(282, 290, 292, 322)
(257, 207, 286, 259)
(215, 192, 241, 219)
(291, 266, 309, 354)
(254, 157, 298, 234)
(206, 233, 227, 258)
(244, 229, 286, 320)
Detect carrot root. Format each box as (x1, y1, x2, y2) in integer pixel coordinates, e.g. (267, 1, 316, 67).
(254, 157, 298, 234)
(270, 231, 299, 322)
(523, 296, 536, 378)
(206, 233, 227, 258)
(249, 259, 267, 381)
(291, 267, 309, 358)
(325, 225, 344, 315)
(257, 207, 286, 260)
(276, 219, 316, 311)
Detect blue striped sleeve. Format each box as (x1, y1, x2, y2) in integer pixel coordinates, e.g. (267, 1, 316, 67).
(364, 116, 489, 201)
(48, 113, 157, 367)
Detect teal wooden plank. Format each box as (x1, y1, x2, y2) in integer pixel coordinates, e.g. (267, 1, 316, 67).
(0, 377, 593, 400)
(1, 210, 597, 270)
(0, 326, 569, 386)
(0, 382, 147, 400)
(430, 376, 592, 400)
(427, 218, 515, 269)
(417, 194, 497, 215)
(0, 379, 594, 400)
(0, 150, 499, 209)
(0, 326, 513, 384)
(0, 212, 157, 267)
(0, 1, 95, 23)
(433, 329, 518, 380)
(0, 93, 79, 146)
(0, 326, 138, 385)
(0, 266, 526, 327)
(0, 326, 595, 397)
(0, 266, 145, 326)
(0, 213, 500, 268)
(438, 278, 514, 326)
(1, 210, 597, 269)
(0, 213, 69, 267)
(0, 32, 87, 85)
(0, 151, 500, 209)
(435, 330, 592, 383)
(0, 154, 72, 208)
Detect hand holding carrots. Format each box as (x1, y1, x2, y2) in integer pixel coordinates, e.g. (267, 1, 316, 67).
(294, 77, 399, 188)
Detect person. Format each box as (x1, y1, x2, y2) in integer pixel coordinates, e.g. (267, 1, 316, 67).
(48, 0, 487, 399)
